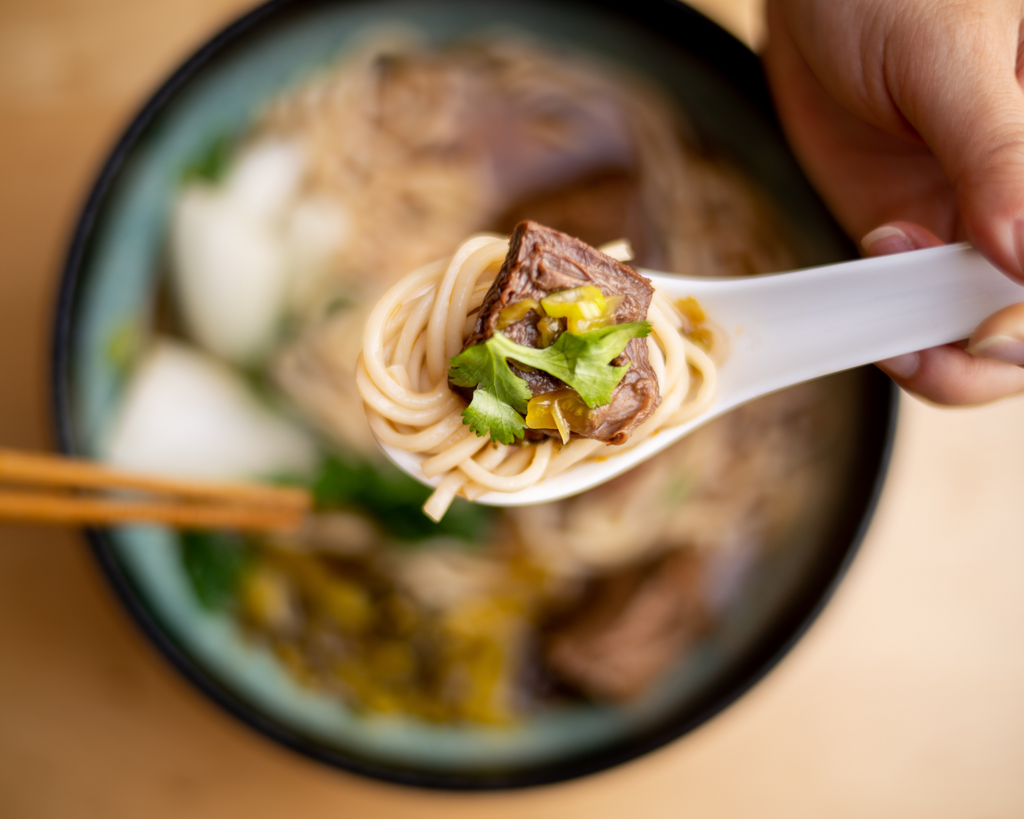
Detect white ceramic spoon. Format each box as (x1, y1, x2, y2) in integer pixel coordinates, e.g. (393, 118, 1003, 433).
(381, 243, 1024, 506)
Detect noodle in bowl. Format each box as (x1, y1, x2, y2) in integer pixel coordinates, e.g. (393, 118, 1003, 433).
(357, 234, 717, 519)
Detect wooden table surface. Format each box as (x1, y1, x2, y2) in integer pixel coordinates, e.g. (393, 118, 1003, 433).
(1, 1, 1023, 816)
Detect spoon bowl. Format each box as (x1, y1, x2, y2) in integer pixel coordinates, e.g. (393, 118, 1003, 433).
(379, 242, 1024, 505)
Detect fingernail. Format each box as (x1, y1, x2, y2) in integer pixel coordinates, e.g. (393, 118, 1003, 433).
(966, 334, 1024, 365)
(878, 352, 919, 379)
(861, 225, 914, 256)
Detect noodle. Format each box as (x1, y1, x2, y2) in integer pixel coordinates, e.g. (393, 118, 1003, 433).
(358, 234, 717, 519)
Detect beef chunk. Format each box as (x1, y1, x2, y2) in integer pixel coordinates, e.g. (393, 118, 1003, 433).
(543, 550, 708, 702)
(453, 221, 661, 445)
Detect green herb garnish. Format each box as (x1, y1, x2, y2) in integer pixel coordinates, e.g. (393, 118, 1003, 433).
(104, 317, 143, 382)
(181, 133, 233, 184)
(447, 321, 651, 445)
(446, 336, 534, 445)
(180, 530, 252, 611)
(313, 455, 492, 544)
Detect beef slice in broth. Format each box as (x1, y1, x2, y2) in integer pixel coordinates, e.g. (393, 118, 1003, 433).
(453, 221, 661, 444)
(544, 549, 709, 702)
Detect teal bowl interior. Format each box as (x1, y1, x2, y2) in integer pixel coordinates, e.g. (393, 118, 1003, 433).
(53, 0, 895, 789)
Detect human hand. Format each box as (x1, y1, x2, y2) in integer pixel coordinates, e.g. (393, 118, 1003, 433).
(763, 0, 1024, 404)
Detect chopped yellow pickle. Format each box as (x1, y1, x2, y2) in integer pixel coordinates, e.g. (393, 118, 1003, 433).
(525, 389, 591, 443)
(676, 296, 706, 325)
(541, 286, 622, 332)
(689, 327, 715, 351)
(240, 566, 294, 632)
(549, 400, 570, 444)
(675, 296, 716, 353)
(321, 580, 373, 632)
(536, 315, 563, 347)
(573, 295, 623, 332)
(496, 298, 541, 330)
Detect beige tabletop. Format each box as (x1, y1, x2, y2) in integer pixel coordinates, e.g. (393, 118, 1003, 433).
(1, 0, 1023, 816)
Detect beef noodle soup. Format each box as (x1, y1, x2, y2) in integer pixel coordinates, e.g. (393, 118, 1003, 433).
(106, 34, 857, 723)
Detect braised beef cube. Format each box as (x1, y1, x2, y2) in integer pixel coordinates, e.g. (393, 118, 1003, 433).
(451, 221, 661, 444)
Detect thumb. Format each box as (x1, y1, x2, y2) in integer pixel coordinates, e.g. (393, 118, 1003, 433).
(891, 4, 1024, 280)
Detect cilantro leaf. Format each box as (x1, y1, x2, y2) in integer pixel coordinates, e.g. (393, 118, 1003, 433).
(446, 321, 652, 443)
(462, 387, 528, 445)
(449, 336, 533, 445)
(488, 321, 651, 408)
(313, 454, 493, 543)
(180, 530, 252, 611)
(448, 339, 534, 412)
(182, 133, 233, 184)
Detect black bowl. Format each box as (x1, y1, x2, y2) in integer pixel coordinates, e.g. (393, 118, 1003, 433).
(52, 0, 897, 790)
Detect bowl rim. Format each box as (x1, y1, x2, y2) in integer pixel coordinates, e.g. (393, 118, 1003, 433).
(50, 0, 899, 791)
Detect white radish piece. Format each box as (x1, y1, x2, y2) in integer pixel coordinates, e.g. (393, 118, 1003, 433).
(169, 140, 309, 365)
(224, 140, 306, 221)
(170, 186, 289, 364)
(105, 339, 318, 482)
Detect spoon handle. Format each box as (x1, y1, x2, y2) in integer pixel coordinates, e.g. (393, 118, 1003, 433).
(381, 244, 1024, 508)
(648, 243, 1024, 406)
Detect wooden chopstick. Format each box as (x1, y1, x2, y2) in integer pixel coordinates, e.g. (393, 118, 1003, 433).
(0, 448, 312, 532)
(0, 449, 309, 509)
(0, 492, 303, 532)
